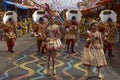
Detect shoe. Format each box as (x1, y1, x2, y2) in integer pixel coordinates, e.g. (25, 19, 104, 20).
(6, 50, 10, 52)
(52, 69, 56, 76)
(10, 50, 14, 53)
(71, 50, 76, 53)
(46, 69, 51, 76)
(108, 54, 114, 57)
(98, 73, 104, 79)
(41, 50, 45, 54)
(83, 72, 91, 77)
(65, 50, 69, 53)
(83, 73, 89, 79)
(37, 50, 40, 52)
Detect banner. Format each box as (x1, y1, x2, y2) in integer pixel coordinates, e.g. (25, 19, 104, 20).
(88, 0, 100, 8)
(34, 0, 81, 11)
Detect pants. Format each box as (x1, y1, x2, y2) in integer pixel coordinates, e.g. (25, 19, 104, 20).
(104, 43, 114, 55)
(66, 39, 76, 52)
(7, 38, 15, 52)
(37, 39, 45, 53)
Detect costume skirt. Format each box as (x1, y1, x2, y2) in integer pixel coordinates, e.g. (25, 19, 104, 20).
(82, 47, 107, 67)
(46, 39, 63, 51)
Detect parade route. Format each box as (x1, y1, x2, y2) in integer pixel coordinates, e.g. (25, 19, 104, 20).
(0, 0, 120, 80)
(0, 33, 120, 80)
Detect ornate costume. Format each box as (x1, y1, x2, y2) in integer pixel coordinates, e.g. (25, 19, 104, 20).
(3, 11, 17, 53)
(104, 23, 117, 57)
(82, 30, 107, 67)
(45, 24, 63, 51)
(32, 10, 49, 53)
(64, 20, 78, 53)
(16, 22, 23, 37)
(3, 22, 16, 52)
(33, 23, 39, 36)
(27, 18, 33, 31)
(22, 19, 28, 34)
(36, 22, 46, 53)
(99, 10, 118, 57)
(64, 9, 82, 53)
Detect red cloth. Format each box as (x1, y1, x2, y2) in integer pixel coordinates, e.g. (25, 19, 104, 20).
(8, 39, 15, 51)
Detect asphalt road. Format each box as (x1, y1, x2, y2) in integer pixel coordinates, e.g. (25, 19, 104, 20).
(0, 33, 120, 80)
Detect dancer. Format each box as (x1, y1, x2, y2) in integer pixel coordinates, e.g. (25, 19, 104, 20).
(82, 22, 107, 79)
(64, 16, 78, 53)
(2, 11, 18, 53)
(99, 10, 118, 57)
(45, 16, 63, 75)
(3, 18, 17, 53)
(64, 9, 82, 53)
(36, 17, 46, 53)
(104, 18, 118, 57)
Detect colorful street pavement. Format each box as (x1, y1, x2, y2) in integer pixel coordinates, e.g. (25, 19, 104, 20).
(0, 35, 120, 80)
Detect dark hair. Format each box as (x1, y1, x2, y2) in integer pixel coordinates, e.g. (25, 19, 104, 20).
(107, 18, 113, 22)
(39, 17, 44, 22)
(88, 22, 97, 30)
(71, 16, 76, 20)
(8, 18, 13, 22)
(90, 22, 97, 27)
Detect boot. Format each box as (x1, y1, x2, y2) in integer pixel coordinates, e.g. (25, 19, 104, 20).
(46, 68, 51, 76)
(9, 46, 14, 53)
(71, 46, 75, 53)
(9, 40, 14, 53)
(84, 67, 91, 77)
(52, 68, 56, 75)
(65, 45, 69, 53)
(71, 40, 76, 53)
(37, 48, 40, 52)
(98, 72, 104, 79)
(108, 50, 114, 57)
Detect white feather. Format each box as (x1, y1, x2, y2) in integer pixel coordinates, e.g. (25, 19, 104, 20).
(3, 11, 17, 24)
(66, 9, 82, 22)
(99, 10, 117, 22)
(32, 10, 48, 23)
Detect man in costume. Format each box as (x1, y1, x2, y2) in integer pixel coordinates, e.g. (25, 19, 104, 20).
(0, 22, 3, 40)
(64, 9, 82, 53)
(3, 11, 17, 53)
(104, 18, 118, 57)
(32, 10, 48, 53)
(26, 18, 33, 32)
(99, 10, 118, 57)
(64, 16, 78, 53)
(16, 21, 23, 37)
(22, 18, 28, 34)
(36, 17, 46, 53)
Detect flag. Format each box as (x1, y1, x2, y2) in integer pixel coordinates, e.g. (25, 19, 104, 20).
(88, 0, 100, 7)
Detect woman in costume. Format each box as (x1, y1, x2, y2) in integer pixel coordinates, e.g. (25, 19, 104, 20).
(82, 22, 107, 79)
(45, 16, 63, 75)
